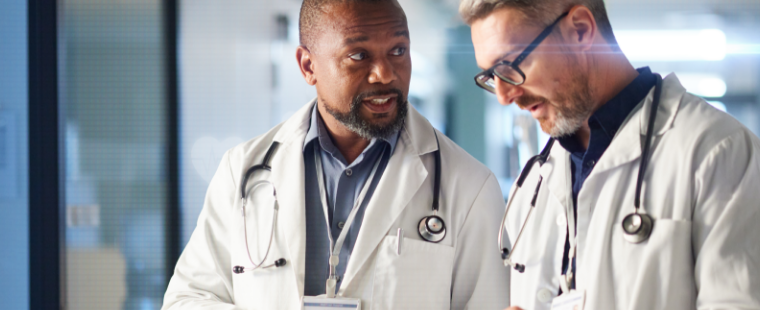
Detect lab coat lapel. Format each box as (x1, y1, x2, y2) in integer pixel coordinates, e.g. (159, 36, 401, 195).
(541, 144, 573, 219)
(339, 106, 434, 292)
(590, 73, 684, 175)
(268, 101, 313, 297)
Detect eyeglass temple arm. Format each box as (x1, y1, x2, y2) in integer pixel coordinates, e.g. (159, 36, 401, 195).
(511, 12, 570, 67)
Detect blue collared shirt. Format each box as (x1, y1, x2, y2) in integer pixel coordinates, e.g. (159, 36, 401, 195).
(302, 105, 399, 296)
(556, 67, 657, 289)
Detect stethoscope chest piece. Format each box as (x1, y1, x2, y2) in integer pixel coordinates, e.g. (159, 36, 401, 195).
(622, 212, 653, 244)
(418, 215, 446, 243)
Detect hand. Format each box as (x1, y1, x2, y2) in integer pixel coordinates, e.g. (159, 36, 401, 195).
(505, 307, 524, 310)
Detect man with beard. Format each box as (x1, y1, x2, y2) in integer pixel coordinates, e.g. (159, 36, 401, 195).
(162, 0, 509, 309)
(460, 0, 760, 310)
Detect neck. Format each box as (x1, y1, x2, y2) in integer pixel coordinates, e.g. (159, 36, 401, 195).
(317, 102, 371, 164)
(574, 50, 639, 150)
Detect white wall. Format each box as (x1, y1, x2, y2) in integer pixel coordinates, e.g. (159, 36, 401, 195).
(179, 0, 316, 245)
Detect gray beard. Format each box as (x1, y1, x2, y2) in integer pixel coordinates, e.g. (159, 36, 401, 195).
(545, 74, 595, 138)
(548, 104, 592, 138)
(323, 91, 408, 140)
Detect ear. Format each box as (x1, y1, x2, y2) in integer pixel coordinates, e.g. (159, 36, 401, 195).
(296, 45, 317, 86)
(563, 5, 597, 52)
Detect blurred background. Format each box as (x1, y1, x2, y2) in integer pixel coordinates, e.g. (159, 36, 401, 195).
(2, 0, 759, 309)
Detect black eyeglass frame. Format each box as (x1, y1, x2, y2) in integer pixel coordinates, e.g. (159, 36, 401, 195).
(474, 12, 570, 93)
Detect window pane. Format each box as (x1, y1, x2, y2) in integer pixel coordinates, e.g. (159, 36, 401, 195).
(61, 1, 169, 309)
(0, 1, 29, 308)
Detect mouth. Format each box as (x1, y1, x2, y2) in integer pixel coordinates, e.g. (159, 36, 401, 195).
(524, 101, 546, 119)
(361, 93, 398, 114)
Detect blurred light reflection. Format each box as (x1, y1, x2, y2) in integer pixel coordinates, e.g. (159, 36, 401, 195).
(617, 29, 726, 61)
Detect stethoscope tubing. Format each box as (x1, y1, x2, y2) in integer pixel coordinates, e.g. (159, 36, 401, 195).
(234, 142, 284, 274)
(634, 75, 664, 212)
(240, 180, 279, 272)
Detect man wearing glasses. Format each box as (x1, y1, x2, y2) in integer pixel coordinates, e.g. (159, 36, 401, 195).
(460, 0, 760, 310)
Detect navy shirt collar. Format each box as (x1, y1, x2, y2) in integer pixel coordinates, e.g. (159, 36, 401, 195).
(558, 67, 657, 153)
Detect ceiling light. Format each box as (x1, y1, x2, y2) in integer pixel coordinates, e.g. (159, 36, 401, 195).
(616, 29, 726, 62)
(676, 73, 727, 98)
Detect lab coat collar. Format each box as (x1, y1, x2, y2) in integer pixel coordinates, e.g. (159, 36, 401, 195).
(540, 142, 573, 219)
(590, 73, 685, 174)
(270, 98, 439, 295)
(639, 73, 684, 136)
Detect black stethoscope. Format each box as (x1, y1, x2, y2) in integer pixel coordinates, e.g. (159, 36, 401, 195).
(498, 74, 663, 275)
(231, 129, 448, 275)
(418, 132, 446, 243)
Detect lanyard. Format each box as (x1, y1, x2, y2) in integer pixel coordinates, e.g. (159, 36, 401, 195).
(561, 197, 577, 294)
(313, 144, 385, 297)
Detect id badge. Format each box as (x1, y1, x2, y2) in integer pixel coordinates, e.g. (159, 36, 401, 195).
(302, 296, 361, 310)
(550, 290, 585, 310)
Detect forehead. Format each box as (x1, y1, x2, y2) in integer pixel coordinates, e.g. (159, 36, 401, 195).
(322, 2, 408, 40)
(470, 8, 539, 69)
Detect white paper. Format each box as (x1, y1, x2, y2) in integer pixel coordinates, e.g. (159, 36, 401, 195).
(550, 290, 585, 310)
(302, 296, 361, 310)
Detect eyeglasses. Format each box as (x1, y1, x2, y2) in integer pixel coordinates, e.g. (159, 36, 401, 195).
(474, 12, 569, 93)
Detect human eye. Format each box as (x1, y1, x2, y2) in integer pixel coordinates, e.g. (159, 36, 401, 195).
(390, 46, 406, 56)
(348, 52, 367, 61)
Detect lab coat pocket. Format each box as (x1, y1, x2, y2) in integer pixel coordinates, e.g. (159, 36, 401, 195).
(371, 235, 454, 310)
(616, 218, 696, 310)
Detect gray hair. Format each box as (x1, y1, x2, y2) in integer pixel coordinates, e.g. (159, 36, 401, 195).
(458, 0, 618, 46)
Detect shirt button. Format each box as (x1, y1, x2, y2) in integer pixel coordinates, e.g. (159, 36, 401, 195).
(345, 169, 353, 176)
(537, 288, 554, 303)
(338, 221, 345, 229)
(586, 160, 596, 167)
(557, 215, 566, 227)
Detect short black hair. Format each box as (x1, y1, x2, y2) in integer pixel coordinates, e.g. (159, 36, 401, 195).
(298, 0, 389, 49)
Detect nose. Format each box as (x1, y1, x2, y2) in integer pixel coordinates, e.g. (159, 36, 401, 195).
(368, 57, 396, 85)
(494, 77, 523, 106)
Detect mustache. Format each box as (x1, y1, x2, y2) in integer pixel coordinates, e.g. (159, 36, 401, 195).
(354, 89, 405, 102)
(515, 93, 547, 109)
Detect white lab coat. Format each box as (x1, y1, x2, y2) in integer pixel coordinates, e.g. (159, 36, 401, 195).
(162, 100, 510, 309)
(506, 74, 760, 310)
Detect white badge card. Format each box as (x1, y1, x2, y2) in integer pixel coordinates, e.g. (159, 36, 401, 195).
(302, 296, 361, 310)
(550, 290, 585, 310)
